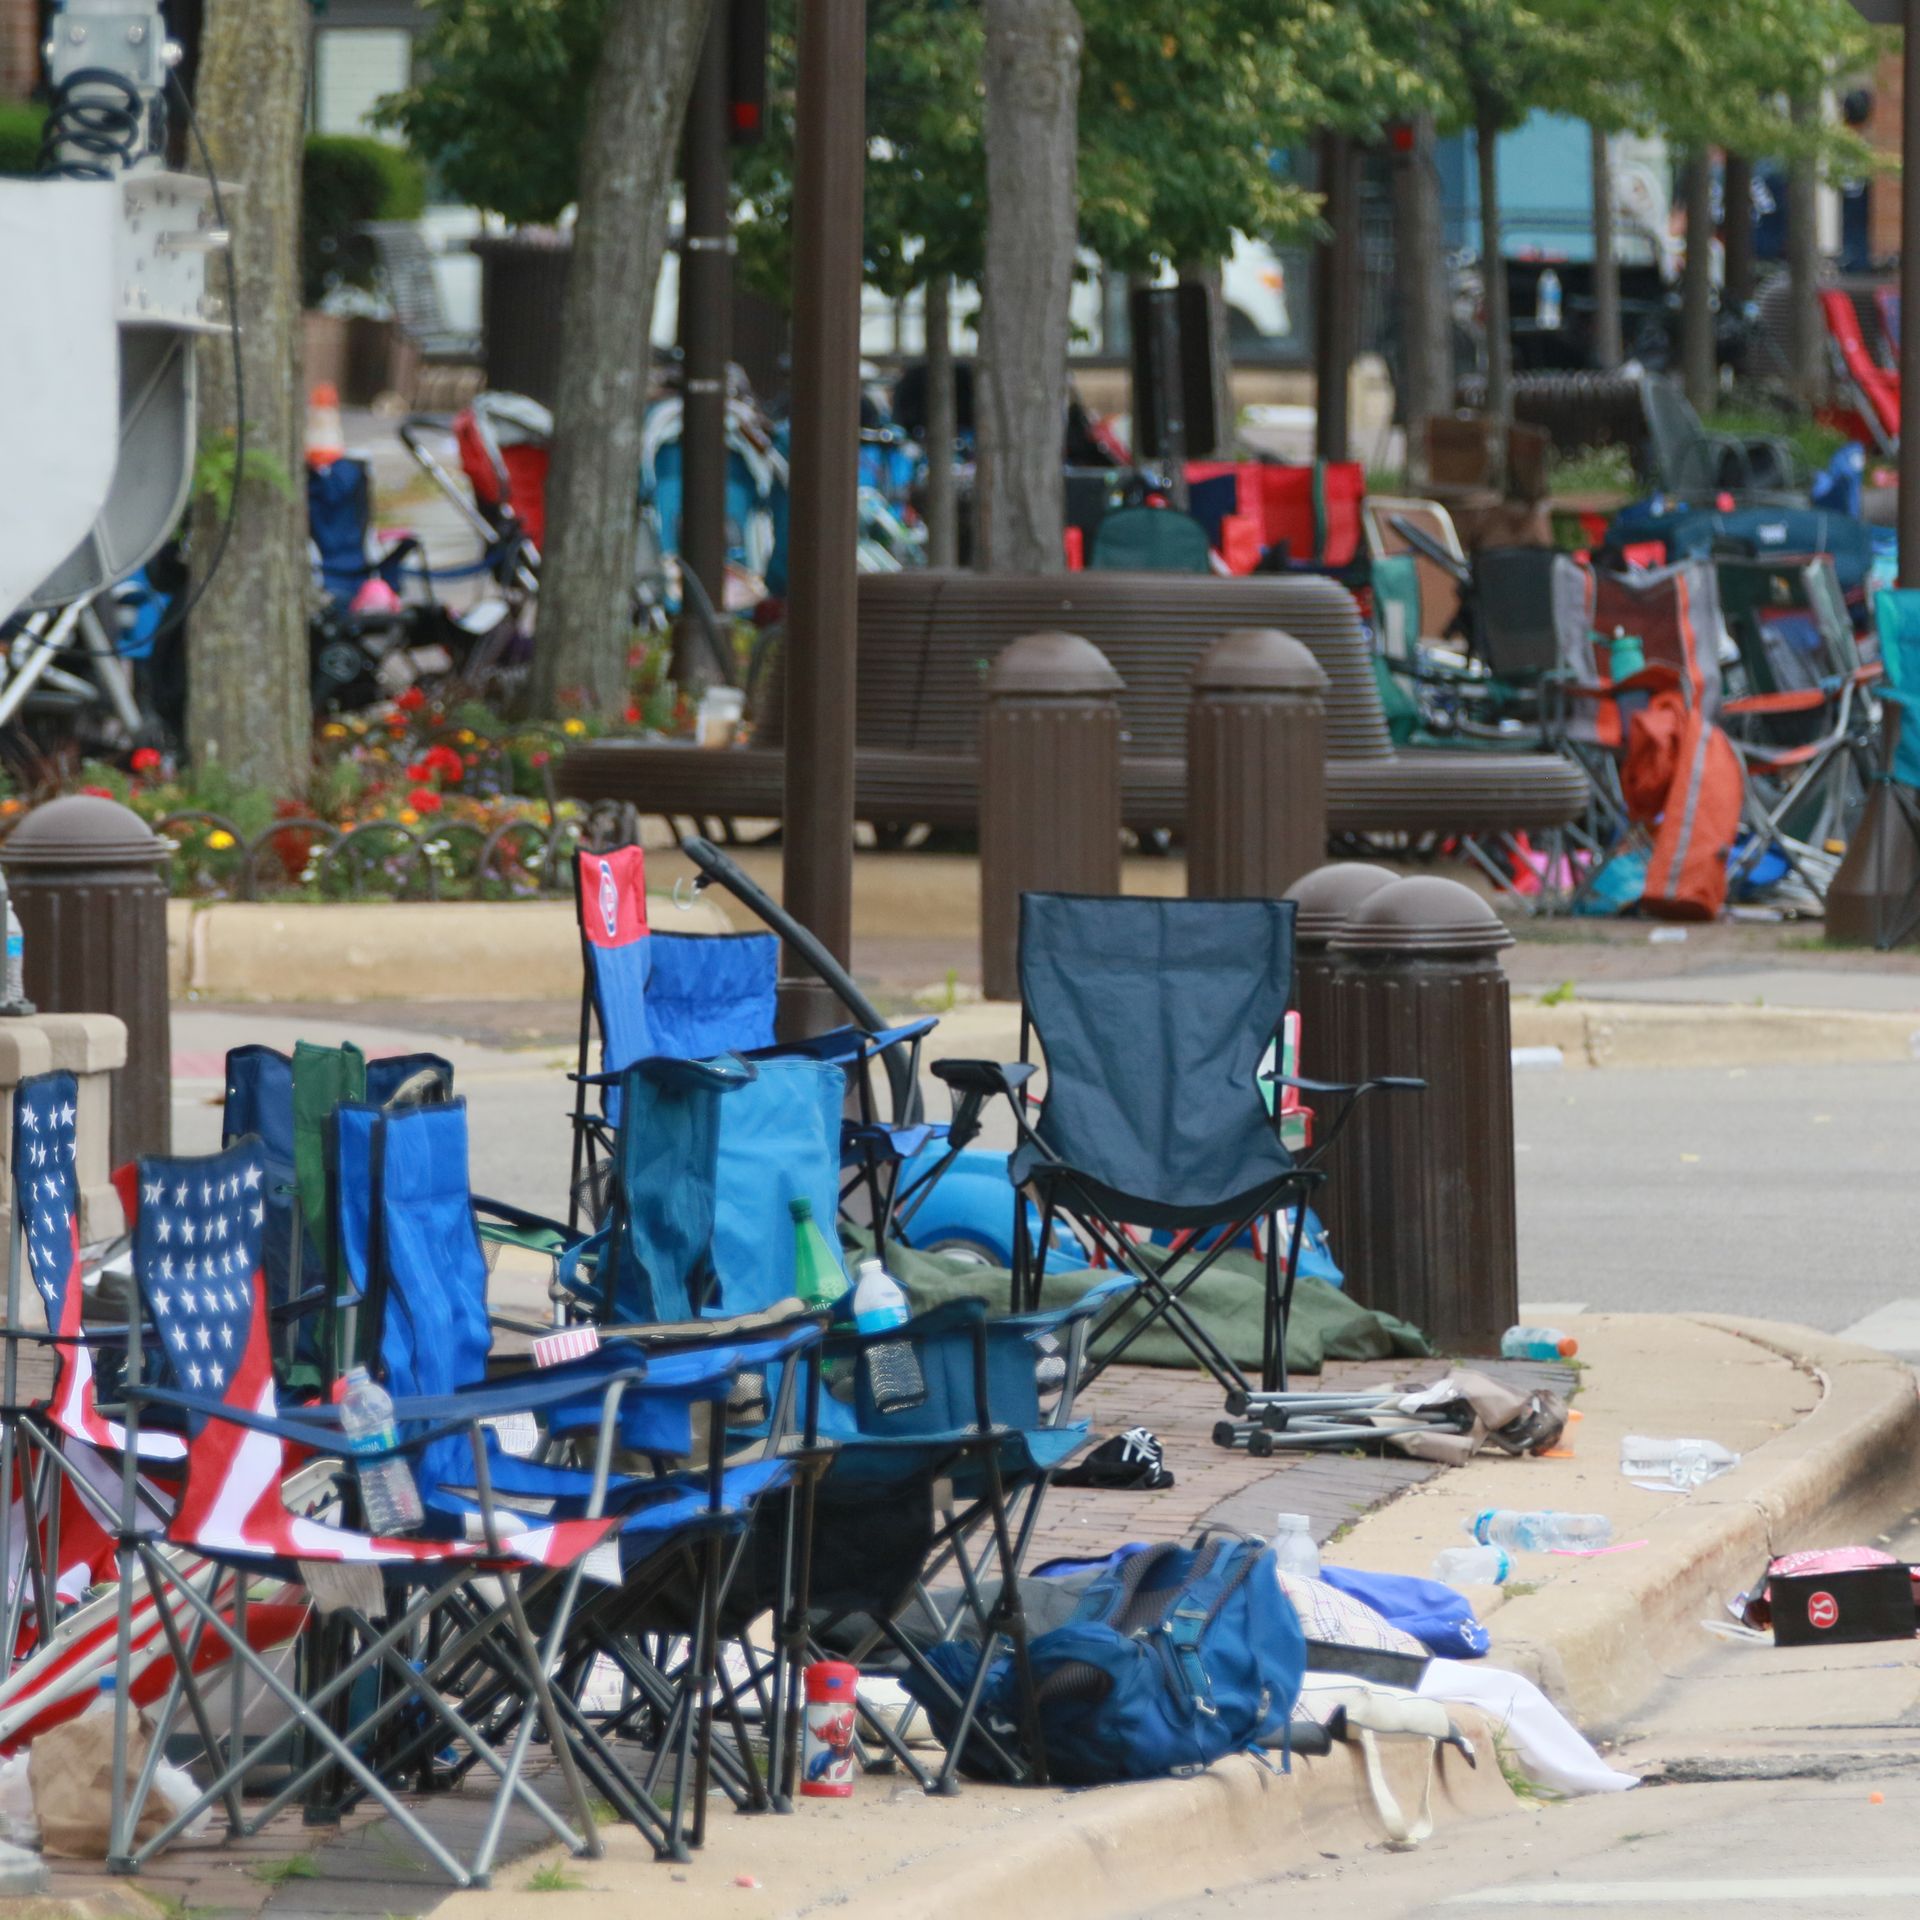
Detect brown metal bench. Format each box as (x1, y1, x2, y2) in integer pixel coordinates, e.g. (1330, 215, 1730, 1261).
(558, 571, 1588, 837)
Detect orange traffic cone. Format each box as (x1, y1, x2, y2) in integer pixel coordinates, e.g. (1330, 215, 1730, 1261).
(306, 383, 345, 468)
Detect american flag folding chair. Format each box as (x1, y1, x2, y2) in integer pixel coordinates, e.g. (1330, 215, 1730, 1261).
(568, 842, 938, 1241)
(330, 1096, 823, 1854)
(104, 1137, 638, 1889)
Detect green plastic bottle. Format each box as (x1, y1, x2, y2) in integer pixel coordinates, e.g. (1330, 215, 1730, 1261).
(789, 1197, 847, 1310)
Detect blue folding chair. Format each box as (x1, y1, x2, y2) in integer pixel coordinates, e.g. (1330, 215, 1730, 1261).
(555, 1051, 1124, 1792)
(569, 843, 938, 1236)
(332, 1095, 822, 1847)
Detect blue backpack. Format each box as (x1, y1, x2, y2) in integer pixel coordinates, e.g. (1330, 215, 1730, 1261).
(909, 1534, 1305, 1784)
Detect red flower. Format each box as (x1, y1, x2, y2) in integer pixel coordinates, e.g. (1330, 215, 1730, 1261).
(406, 759, 429, 783)
(530, 750, 550, 768)
(129, 747, 162, 774)
(80, 785, 114, 799)
(395, 687, 427, 713)
(423, 743, 464, 784)
(407, 786, 442, 814)
(623, 704, 641, 725)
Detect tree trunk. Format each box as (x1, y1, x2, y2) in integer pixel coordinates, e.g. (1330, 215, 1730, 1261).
(1680, 145, 1716, 413)
(1476, 104, 1511, 427)
(533, 0, 710, 717)
(1787, 94, 1823, 405)
(924, 274, 958, 567)
(1392, 112, 1450, 481)
(1178, 257, 1235, 458)
(1723, 152, 1755, 311)
(1590, 122, 1622, 369)
(978, 0, 1081, 575)
(186, 0, 309, 793)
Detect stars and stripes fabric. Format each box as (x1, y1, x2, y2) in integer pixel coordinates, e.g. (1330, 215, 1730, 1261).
(13, 1072, 184, 1460)
(136, 1139, 612, 1576)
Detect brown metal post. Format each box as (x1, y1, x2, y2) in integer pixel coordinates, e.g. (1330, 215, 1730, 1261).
(779, 0, 865, 1034)
(1902, 0, 1920, 588)
(1314, 132, 1357, 464)
(1186, 629, 1328, 901)
(676, 2, 733, 687)
(1, 797, 171, 1163)
(979, 634, 1124, 1001)
(1322, 877, 1517, 1353)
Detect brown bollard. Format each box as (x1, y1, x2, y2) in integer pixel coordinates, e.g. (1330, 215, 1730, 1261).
(1187, 628, 1329, 900)
(1321, 876, 1516, 1352)
(979, 632, 1124, 1001)
(1282, 861, 1398, 1080)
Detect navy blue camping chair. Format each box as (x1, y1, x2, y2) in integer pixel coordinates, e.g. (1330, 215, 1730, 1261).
(569, 844, 938, 1235)
(553, 1052, 1124, 1792)
(332, 1096, 821, 1847)
(935, 893, 1421, 1405)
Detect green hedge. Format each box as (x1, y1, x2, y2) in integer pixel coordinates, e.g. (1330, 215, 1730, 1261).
(0, 103, 45, 178)
(302, 134, 429, 307)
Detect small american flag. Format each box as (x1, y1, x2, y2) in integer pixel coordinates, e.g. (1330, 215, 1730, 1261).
(14, 1073, 183, 1460)
(138, 1139, 613, 1577)
(532, 1325, 600, 1369)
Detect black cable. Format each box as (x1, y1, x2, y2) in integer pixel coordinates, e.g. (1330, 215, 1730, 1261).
(36, 68, 148, 180)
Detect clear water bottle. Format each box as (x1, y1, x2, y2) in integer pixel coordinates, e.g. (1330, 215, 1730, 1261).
(1271, 1512, 1321, 1579)
(1431, 1545, 1511, 1587)
(850, 1257, 926, 1415)
(1500, 1325, 1578, 1361)
(1469, 1509, 1610, 1553)
(1620, 1435, 1740, 1489)
(4, 895, 23, 1010)
(341, 1365, 423, 1535)
(1536, 266, 1563, 330)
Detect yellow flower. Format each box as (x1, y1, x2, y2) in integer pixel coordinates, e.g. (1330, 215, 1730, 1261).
(205, 829, 235, 851)
(562, 718, 587, 736)
(455, 729, 475, 745)
(398, 808, 419, 826)
(321, 722, 348, 740)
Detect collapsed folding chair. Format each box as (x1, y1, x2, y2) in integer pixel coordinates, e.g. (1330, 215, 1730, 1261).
(105, 1137, 632, 1888)
(569, 841, 936, 1236)
(934, 894, 1420, 1432)
(333, 1093, 819, 1853)
(552, 1050, 1118, 1796)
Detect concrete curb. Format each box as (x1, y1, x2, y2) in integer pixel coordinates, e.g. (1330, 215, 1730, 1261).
(1484, 1315, 1920, 1733)
(1511, 998, 1920, 1070)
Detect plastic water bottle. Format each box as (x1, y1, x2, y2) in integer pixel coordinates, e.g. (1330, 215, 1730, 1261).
(340, 1365, 423, 1535)
(1431, 1545, 1511, 1587)
(1620, 1435, 1741, 1489)
(1500, 1325, 1578, 1361)
(1469, 1509, 1610, 1553)
(790, 1198, 848, 1311)
(851, 1257, 926, 1414)
(1271, 1512, 1321, 1579)
(4, 896, 23, 1010)
(1536, 267, 1563, 330)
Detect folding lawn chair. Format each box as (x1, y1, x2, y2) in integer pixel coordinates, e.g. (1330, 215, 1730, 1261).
(1856, 589, 1920, 948)
(569, 842, 936, 1238)
(105, 1138, 634, 1887)
(935, 894, 1421, 1417)
(552, 1052, 1119, 1796)
(332, 1096, 819, 1853)
(1087, 504, 1214, 573)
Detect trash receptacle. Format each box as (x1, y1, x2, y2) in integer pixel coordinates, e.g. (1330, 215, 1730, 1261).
(980, 632, 1124, 1001)
(2, 796, 171, 1163)
(1187, 629, 1329, 900)
(1282, 861, 1398, 1079)
(1322, 875, 1516, 1352)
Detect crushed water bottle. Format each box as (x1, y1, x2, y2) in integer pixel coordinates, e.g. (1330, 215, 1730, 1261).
(1620, 1435, 1740, 1489)
(1270, 1512, 1321, 1579)
(1500, 1325, 1577, 1361)
(341, 1365, 423, 1535)
(1468, 1508, 1611, 1553)
(851, 1257, 927, 1415)
(1431, 1545, 1511, 1587)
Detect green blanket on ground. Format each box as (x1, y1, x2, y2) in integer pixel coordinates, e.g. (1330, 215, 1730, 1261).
(881, 1241, 1430, 1374)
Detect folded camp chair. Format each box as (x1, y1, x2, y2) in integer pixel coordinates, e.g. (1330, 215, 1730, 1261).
(1858, 589, 1920, 948)
(331, 1096, 818, 1853)
(937, 894, 1419, 1409)
(570, 842, 936, 1238)
(552, 1050, 1119, 1796)
(1718, 555, 1878, 899)
(105, 1137, 633, 1888)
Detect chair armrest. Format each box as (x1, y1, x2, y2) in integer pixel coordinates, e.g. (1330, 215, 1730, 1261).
(1724, 689, 1830, 717)
(932, 1058, 1037, 1098)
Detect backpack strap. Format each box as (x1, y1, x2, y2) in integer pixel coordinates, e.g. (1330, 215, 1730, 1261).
(1163, 1538, 1252, 1716)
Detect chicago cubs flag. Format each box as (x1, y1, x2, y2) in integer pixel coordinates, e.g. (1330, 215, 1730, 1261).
(15, 1072, 184, 1461)
(576, 845, 653, 1117)
(136, 1139, 612, 1574)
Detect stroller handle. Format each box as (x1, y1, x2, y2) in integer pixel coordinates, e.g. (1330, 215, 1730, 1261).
(678, 835, 921, 1125)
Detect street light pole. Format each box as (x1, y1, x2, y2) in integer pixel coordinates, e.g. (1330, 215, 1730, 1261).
(778, 0, 865, 1033)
